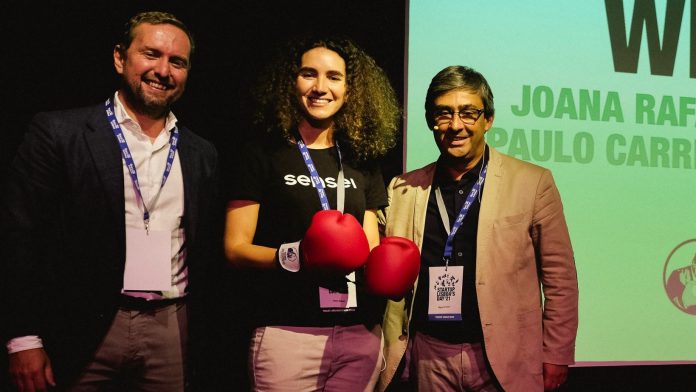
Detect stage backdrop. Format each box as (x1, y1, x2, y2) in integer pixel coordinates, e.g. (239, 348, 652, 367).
(406, 0, 696, 365)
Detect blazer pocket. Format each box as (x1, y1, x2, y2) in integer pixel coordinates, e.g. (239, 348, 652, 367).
(517, 308, 542, 326)
(492, 210, 531, 228)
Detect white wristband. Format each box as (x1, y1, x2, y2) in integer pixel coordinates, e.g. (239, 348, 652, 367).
(278, 241, 301, 272)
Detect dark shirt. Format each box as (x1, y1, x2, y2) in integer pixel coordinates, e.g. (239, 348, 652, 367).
(412, 150, 489, 343)
(227, 139, 387, 328)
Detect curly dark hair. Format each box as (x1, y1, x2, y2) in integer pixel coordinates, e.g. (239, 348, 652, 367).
(253, 35, 401, 161)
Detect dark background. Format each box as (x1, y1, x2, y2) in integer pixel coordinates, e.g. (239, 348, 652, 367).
(0, 0, 406, 182)
(1, 1, 694, 391)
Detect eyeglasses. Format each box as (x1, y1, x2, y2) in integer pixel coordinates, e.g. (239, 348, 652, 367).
(432, 108, 485, 126)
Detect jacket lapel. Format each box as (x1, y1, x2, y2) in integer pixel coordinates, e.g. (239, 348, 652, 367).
(477, 147, 504, 268)
(479, 147, 503, 219)
(412, 163, 436, 248)
(84, 103, 125, 224)
(177, 128, 199, 246)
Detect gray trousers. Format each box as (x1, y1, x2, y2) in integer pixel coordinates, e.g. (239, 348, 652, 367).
(67, 301, 187, 392)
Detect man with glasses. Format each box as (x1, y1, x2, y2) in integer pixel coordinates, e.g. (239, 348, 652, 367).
(377, 66, 578, 392)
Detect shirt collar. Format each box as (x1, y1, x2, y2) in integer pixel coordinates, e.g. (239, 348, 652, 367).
(113, 92, 178, 136)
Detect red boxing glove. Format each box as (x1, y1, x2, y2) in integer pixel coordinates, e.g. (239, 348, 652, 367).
(365, 236, 420, 300)
(302, 210, 370, 276)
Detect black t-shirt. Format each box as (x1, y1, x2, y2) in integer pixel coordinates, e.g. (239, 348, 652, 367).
(228, 139, 388, 327)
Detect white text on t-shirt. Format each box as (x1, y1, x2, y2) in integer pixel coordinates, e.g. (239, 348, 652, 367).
(284, 174, 358, 189)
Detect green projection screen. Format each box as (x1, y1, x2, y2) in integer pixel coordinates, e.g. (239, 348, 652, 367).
(406, 0, 696, 365)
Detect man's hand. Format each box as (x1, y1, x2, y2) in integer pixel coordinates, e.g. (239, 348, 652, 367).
(543, 363, 568, 391)
(9, 348, 56, 392)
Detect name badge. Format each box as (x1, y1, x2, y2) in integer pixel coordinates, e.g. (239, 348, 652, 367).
(123, 228, 172, 291)
(319, 271, 357, 312)
(428, 266, 463, 321)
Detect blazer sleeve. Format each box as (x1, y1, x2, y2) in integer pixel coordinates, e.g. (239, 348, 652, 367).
(1, 113, 65, 341)
(532, 169, 579, 365)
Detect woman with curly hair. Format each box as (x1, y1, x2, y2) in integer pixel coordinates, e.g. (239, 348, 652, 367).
(224, 35, 401, 391)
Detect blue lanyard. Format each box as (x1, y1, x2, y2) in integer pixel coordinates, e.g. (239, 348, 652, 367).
(105, 98, 179, 232)
(296, 137, 345, 212)
(434, 164, 487, 265)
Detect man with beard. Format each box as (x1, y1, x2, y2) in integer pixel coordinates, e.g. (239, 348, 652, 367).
(1, 11, 219, 391)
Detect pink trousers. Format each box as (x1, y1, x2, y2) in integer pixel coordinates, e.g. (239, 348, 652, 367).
(249, 324, 383, 392)
(410, 332, 500, 392)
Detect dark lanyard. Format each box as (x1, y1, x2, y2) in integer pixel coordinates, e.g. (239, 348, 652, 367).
(296, 138, 345, 212)
(434, 164, 487, 266)
(105, 98, 179, 233)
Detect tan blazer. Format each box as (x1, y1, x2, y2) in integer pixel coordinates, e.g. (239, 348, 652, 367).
(378, 148, 578, 392)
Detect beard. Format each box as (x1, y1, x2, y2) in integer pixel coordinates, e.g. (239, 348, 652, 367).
(120, 79, 182, 119)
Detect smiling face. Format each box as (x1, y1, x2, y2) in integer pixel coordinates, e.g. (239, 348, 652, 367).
(432, 89, 494, 170)
(114, 22, 191, 119)
(294, 47, 347, 129)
